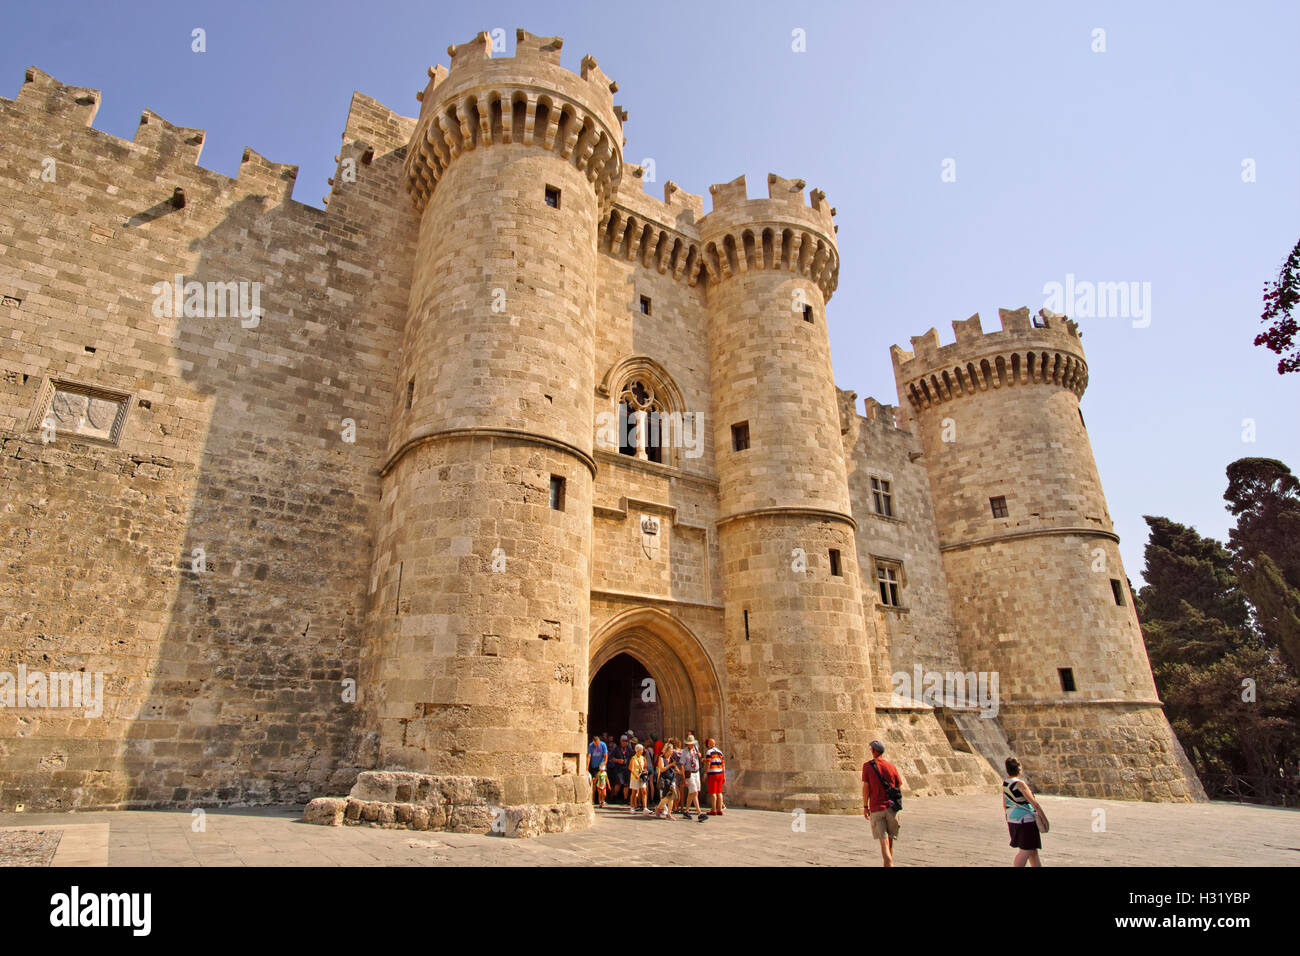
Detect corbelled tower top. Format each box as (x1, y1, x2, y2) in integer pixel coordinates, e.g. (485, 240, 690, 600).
(697, 173, 840, 301)
(404, 29, 625, 214)
(890, 307, 1089, 412)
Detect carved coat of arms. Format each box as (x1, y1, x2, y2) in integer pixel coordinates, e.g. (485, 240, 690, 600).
(640, 515, 660, 560)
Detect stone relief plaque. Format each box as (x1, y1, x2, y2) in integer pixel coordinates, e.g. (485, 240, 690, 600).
(29, 380, 132, 445)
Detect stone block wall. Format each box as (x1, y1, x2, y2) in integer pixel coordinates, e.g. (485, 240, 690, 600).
(0, 69, 416, 810)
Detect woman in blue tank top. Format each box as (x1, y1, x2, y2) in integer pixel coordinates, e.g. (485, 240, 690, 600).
(1003, 756, 1046, 867)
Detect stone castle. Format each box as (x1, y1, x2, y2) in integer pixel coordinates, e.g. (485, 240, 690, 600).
(0, 29, 1204, 834)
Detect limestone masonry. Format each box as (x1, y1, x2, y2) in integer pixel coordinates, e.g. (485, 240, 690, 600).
(0, 29, 1204, 837)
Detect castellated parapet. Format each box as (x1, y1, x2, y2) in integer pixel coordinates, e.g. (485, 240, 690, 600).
(0, 28, 1203, 833)
(891, 307, 1088, 412)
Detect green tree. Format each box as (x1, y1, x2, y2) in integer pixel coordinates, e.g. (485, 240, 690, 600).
(1137, 515, 1300, 804)
(1224, 457, 1300, 672)
(1138, 515, 1250, 653)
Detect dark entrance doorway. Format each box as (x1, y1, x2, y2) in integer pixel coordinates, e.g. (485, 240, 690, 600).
(588, 652, 663, 741)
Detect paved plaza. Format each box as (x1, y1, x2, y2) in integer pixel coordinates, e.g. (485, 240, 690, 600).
(2, 793, 1297, 866)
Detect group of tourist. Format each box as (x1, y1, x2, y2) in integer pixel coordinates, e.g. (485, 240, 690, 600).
(587, 731, 726, 821)
(590, 733, 1045, 863)
(587, 733, 1046, 865)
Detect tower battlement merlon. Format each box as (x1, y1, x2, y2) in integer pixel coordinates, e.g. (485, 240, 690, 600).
(404, 28, 625, 214)
(890, 306, 1089, 409)
(235, 147, 298, 202)
(697, 174, 840, 300)
(134, 109, 205, 166)
(11, 66, 100, 126)
(323, 92, 418, 209)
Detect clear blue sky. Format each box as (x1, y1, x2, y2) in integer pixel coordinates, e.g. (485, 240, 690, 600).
(8, 0, 1298, 583)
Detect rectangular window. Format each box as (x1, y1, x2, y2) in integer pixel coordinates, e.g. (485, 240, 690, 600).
(1079, 408, 1086, 427)
(990, 495, 1008, 519)
(870, 477, 893, 517)
(743, 609, 750, 641)
(731, 421, 750, 452)
(549, 475, 565, 511)
(639, 295, 651, 315)
(829, 549, 842, 577)
(803, 305, 814, 323)
(1058, 667, 1076, 692)
(876, 562, 901, 607)
(544, 185, 560, 208)
(406, 380, 414, 410)
(1110, 578, 1126, 606)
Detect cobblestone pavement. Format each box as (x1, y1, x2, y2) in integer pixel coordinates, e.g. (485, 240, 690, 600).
(1, 794, 1297, 866)
(0, 829, 62, 866)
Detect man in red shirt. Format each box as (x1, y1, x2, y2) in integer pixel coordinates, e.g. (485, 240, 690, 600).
(862, 739, 903, 867)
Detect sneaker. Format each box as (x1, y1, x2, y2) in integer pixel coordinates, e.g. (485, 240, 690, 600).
(697, 813, 707, 822)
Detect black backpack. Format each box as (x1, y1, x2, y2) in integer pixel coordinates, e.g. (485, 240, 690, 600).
(868, 760, 903, 813)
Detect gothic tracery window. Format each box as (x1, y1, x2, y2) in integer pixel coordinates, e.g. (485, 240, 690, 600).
(618, 379, 664, 463)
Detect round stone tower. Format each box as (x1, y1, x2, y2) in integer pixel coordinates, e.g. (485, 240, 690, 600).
(702, 174, 878, 812)
(891, 308, 1203, 801)
(364, 30, 623, 821)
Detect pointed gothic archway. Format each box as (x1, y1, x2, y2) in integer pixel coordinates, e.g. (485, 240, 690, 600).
(588, 607, 726, 747)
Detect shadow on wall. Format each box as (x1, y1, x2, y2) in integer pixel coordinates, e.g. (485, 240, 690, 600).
(117, 138, 415, 809)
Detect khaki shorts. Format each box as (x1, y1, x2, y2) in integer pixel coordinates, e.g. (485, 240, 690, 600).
(629, 779, 643, 791)
(870, 809, 900, 840)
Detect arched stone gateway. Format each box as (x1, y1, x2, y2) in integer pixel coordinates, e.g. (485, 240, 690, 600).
(588, 608, 726, 749)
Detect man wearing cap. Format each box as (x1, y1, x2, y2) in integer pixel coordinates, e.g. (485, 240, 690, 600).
(862, 739, 903, 867)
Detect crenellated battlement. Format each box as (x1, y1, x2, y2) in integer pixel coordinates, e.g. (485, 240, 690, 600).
(614, 167, 704, 232)
(424, 29, 619, 110)
(862, 395, 903, 429)
(404, 29, 625, 214)
(697, 174, 840, 300)
(600, 173, 708, 288)
(891, 307, 1089, 409)
(704, 172, 834, 229)
(1, 65, 401, 216)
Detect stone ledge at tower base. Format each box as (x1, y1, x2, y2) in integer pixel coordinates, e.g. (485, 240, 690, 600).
(302, 771, 595, 839)
(1000, 702, 1207, 803)
(728, 770, 868, 814)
